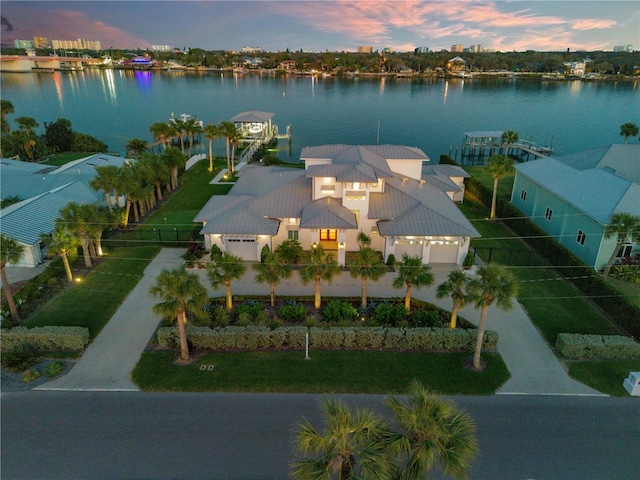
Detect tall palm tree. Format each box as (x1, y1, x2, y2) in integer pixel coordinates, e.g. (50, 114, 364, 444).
(90, 165, 121, 212)
(125, 138, 149, 158)
(298, 245, 342, 309)
(501, 130, 518, 156)
(436, 269, 469, 329)
(46, 227, 82, 282)
(219, 121, 239, 174)
(207, 251, 247, 309)
(162, 147, 187, 191)
(1, 99, 14, 134)
(619, 122, 639, 144)
(392, 254, 434, 311)
(485, 154, 515, 220)
(349, 243, 387, 308)
(149, 265, 208, 361)
(228, 127, 243, 173)
(384, 380, 478, 480)
(465, 264, 519, 370)
(184, 118, 202, 156)
(56, 202, 95, 267)
(203, 123, 221, 171)
(252, 251, 293, 307)
(171, 117, 187, 154)
(85, 205, 111, 259)
(149, 122, 173, 151)
(141, 153, 170, 201)
(0, 234, 25, 320)
(291, 398, 395, 480)
(603, 212, 640, 277)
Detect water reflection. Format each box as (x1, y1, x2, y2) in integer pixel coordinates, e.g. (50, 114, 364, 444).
(443, 80, 449, 104)
(134, 70, 152, 93)
(52, 72, 64, 108)
(101, 68, 117, 103)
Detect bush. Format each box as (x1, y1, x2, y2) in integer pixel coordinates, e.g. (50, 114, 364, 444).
(2, 343, 41, 372)
(44, 361, 64, 378)
(22, 368, 41, 383)
(386, 254, 396, 266)
(1, 326, 89, 351)
(278, 301, 307, 323)
(411, 309, 441, 327)
(556, 333, 640, 360)
(235, 300, 265, 321)
(372, 302, 408, 327)
(323, 300, 358, 323)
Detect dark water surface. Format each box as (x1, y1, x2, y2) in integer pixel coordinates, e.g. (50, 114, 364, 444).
(2, 70, 638, 161)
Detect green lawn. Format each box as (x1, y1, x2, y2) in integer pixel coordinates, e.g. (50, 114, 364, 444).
(464, 166, 515, 203)
(42, 152, 97, 166)
(25, 246, 160, 339)
(132, 350, 510, 395)
(568, 359, 640, 397)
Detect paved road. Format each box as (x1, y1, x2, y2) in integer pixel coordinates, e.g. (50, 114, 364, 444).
(1, 391, 638, 479)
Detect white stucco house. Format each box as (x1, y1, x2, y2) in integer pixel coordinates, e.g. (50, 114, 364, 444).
(0, 154, 131, 267)
(194, 144, 479, 266)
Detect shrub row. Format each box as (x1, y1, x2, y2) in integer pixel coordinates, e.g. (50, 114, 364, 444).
(465, 177, 640, 338)
(1, 326, 90, 351)
(156, 326, 498, 353)
(556, 333, 640, 360)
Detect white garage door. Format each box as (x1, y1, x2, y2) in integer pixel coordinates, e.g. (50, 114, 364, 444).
(225, 237, 258, 261)
(430, 242, 459, 263)
(394, 242, 423, 260)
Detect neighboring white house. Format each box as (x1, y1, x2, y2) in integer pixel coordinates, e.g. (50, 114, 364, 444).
(194, 144, 479, 266)
(0, 154, 131, 267)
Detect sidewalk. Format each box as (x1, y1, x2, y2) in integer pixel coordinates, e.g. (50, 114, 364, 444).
(38, 249, 603, 395)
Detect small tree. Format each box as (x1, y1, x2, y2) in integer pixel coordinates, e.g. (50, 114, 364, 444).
(350, 245, 387, 308)
(392, 254, 434, 311)
(298, 245, 342, 309)
(46, 227, 82, 282)
(0, 234, 25, 320)
(603, 212, 640, 277)
(275, 239, 304, 265)
(465, 264, 519, 370)
(149, 265, 208, 361)
(619, 122, 639, 144)
(207, 251, 246, 309)
(252, 251, 293, 307)
(125, 138, 148, 158)
(485, 154, 515, 220)
(436, 269, 469, 329)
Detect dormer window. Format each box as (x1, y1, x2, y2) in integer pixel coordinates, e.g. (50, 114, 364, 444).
(321, 184, 335, 194)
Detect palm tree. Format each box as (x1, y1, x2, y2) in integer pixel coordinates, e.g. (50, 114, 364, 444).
(485, 154, 515, 220)
(1, 99, 14, 134)
(206, 251, 247, 309)
(85, 205, 111, 259)
(274, 239, 304, 265)
(56, 202, 95, 267)
(392, 254, 434, 311)
(162, 147, 187, 191)
(149, 265, 208, 361)
(171, 117, 187, 154)
(501, 130, 518, 156)
(125, 138, 149, 158)
(619, 122, 639, 144)
(141, 153, 170, 201)
(466, 264, 519, 370)
(252, 251, 293, 307)
(436, 270, 469, 329)
(384, 380, 478, 480)
(228, 127, 243, 173)
(0, 234, 25, 320)
(184, 118, 202, 156)
(203, 123, 221, 171)
(298, 245, 342, 309)
(219, 121, 239, 174)
(149, 122, 173, 151)
(90, 165, 121, 212)
(291, 398, 395, 480)
(46, 227, 82, 282)
(349, 242, 387, 308)
(15, 116, 39, 134)
(603, 212, 640, 277)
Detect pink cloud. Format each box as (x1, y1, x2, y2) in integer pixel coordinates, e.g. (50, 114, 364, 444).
(572, 19, 617, 30)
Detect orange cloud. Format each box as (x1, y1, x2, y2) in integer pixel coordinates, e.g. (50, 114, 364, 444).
(572, 19, 617, 30)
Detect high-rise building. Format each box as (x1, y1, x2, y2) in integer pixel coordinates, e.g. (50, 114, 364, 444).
(241, 46, 261, 53)
(613, 45, 634, 52)
(152, 45, 174, 52)
(51, 38, 101, 51)
(451, 44, 463, 52)
(33, 36, 51, 49)
(415, 46, 429, 54)
(357, 46, 373, 53)
(14, 39, 34, 49)
(469, 44, 483, 53)
(382, 47, 394, 53)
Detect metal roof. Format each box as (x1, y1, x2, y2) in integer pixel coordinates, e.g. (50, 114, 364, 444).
(300, 196, 358, 229)
(377, 204, 479, 237)
(229, 111, 275, 123)
(426, 164, 471, 178)
(551, 144, 639, 183)
(199, 209, 280, 235)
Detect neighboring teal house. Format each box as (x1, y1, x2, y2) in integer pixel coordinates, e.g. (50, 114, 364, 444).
(510, 144, 640, 271)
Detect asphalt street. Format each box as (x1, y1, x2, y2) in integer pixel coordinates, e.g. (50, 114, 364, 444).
(2, 391, 638, 479)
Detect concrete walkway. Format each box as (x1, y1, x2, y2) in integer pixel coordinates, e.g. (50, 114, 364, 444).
(38, 248, 603, 395)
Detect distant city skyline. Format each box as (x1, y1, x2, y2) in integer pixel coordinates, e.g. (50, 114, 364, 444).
(1, 1, 638, 52)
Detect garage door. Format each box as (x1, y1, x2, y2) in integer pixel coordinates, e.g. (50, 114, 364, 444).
(225, 237, 258, 261)
(430, 242, 459, 263)
(394, 242, 423, 260)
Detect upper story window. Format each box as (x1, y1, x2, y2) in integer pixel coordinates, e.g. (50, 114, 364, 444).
(345, 191, 366, 200)
(520, 190, 527, 202)
(576, 230, 586, 246)
(545, 208, 553, 221)
(320, 184, 335, 194)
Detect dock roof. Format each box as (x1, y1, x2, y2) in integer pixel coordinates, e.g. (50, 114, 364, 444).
(230, 111, 275, 123)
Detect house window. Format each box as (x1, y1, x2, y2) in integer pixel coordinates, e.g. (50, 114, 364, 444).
(288, 230, 299, 241)
(545, 208, 553, 221)
(520, 190, 527, 202)
(320, 185, 335, 194)
(576, 230, 586, 246)
(320, 229, 337, 241)
(617, 244, 633, 258)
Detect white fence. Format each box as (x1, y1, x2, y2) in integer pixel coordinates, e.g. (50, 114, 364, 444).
(186, 153, 206, 170)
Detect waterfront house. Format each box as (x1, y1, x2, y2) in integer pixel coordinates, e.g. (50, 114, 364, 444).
(194, 145, 479, 265)
(510, 144, 640, 271)
(445, 56, 467, 75)
(0, 153, 131, 266)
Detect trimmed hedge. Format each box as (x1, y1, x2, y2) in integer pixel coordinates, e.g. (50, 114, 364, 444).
(1, 326, 90, 351)
(556, 333, 640, 360)
(156, 326, 498, 353)
(465, 177, 640, 338)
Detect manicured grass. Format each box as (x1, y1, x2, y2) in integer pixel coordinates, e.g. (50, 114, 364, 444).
(459, 198, 620, 344)
(132, 350, 510, 395)
(464, 166, 515, 203)
(25, 246, 160, 339)
(42, 152, 97, 166)
(605, 276, 640, 308)
(568, 359, 640, 397)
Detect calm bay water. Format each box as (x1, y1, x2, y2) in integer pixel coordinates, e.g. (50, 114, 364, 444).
(1, 69, 638, 162)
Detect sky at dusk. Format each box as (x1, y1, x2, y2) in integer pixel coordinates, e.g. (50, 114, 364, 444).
(1, 1, 638, 52)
